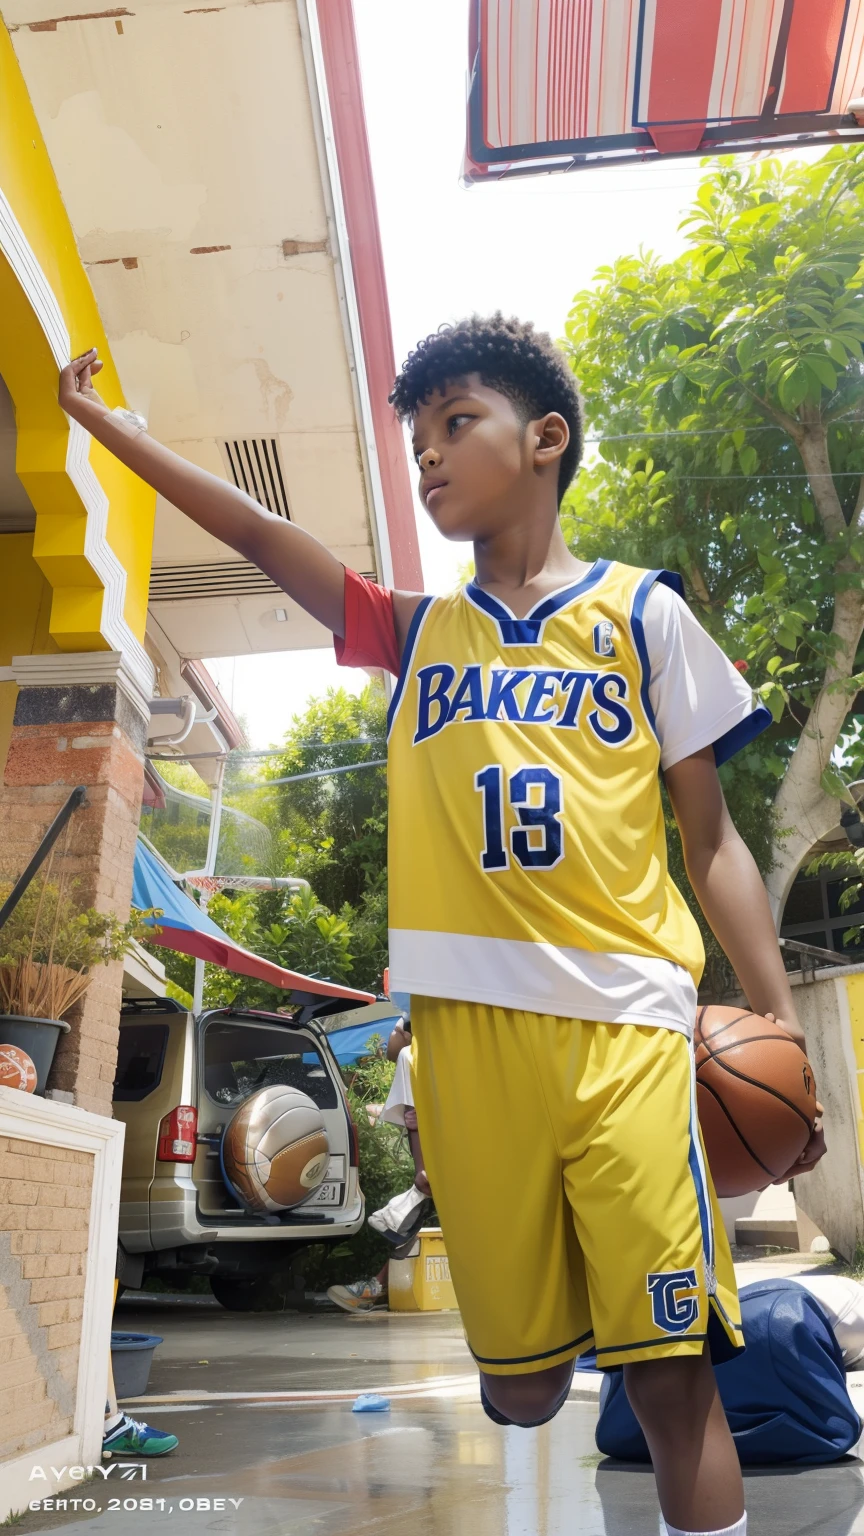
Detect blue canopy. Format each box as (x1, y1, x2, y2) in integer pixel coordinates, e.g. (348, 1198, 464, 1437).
(131, 841, 374, 1004)
(325, 1016, 404, 1066)
(132, 841, 227, 941)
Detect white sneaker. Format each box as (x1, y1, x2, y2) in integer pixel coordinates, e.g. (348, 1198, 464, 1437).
(326, 1277, 385, 1312)
(368, 1183, 430, 1241)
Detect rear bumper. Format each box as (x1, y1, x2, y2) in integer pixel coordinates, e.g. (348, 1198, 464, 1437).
(120, 1171, 364, 1252)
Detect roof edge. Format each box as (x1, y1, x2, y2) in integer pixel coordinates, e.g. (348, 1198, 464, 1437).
(298, 0, 423, 593)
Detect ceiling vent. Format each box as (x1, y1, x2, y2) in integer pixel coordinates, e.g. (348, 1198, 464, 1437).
(149, 561, 284, 603)
(219, 437, 290, 518)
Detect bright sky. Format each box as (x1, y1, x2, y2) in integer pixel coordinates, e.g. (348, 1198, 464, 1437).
(207, 0, 721, 747)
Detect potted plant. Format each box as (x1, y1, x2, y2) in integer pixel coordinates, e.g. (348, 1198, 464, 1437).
(0, 863, 152, 1094)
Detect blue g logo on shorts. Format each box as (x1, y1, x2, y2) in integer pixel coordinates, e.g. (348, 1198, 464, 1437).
(647, 1269, 699, 1334)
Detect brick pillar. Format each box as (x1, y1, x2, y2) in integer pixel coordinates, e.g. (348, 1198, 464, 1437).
(0, 654, 149, 1116)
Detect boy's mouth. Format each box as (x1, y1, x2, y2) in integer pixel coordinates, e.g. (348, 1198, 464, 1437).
(424, 479, 448, 508)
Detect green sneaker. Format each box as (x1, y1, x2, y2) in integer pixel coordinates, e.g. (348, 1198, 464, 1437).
(103, 1414, 178, 1456)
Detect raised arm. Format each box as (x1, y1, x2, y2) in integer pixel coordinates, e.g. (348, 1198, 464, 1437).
(59, 350, 347, 635)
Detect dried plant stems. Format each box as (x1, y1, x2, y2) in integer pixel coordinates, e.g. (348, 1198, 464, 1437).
(0, 959, 90, 1019)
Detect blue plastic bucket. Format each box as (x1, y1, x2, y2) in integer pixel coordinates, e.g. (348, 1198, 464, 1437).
(110, 1331, 163, 1398)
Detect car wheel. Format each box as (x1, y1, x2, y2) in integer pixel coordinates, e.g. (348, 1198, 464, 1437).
(209, 1274, 304, 1312)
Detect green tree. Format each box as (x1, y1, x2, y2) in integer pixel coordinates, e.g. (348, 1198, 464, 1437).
(152, 682, 389, 1005)
(264, 682, 388, 911)
(563, 148, 864, 933)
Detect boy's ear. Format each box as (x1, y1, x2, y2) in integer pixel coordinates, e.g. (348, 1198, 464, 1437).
(532, 412, 569, 468)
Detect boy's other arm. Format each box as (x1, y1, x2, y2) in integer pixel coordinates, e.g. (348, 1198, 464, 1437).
(60, 350, 347, 634)
(666, 745, 826, 1177)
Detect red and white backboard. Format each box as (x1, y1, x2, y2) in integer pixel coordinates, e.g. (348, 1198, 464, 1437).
(464, 0, 864, 181)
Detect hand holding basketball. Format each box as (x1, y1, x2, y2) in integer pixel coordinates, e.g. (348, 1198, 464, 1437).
(694, 1006, 823, 1197)
(763, 1013, 825, 1183)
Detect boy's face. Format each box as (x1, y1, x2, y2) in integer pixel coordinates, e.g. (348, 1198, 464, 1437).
(410, 375, 561, 542)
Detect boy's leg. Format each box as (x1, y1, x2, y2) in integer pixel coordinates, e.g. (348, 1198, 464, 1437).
(410, 998, 593, 1407)
(481, 1357, 574, 1425)
(624, 1345, 743, 1532)
(553, 1021, 744, 1533)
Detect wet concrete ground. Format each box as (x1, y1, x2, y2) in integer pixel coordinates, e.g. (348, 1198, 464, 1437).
(15, 1253, 864, 1535)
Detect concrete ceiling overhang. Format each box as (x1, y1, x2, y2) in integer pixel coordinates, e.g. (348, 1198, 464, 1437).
(6, 0, 419, 661)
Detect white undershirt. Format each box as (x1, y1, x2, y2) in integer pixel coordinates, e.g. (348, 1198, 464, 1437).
(644, 582, 759, 772)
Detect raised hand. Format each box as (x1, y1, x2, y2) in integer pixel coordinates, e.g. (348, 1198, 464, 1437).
(59, 348, 106, 419)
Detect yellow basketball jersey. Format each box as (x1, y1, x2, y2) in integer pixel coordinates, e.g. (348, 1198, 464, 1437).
(387, 559, 705, 1032)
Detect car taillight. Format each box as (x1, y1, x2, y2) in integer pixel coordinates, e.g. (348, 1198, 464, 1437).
(347, 1108, 360, 1168)
(157, 1105, 198, 1162)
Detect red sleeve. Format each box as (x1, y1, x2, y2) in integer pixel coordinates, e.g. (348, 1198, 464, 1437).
(334, 566, 401, 676)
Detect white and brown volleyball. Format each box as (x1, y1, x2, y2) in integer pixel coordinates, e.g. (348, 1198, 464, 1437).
(221, 1085, 329, 1214)
(0, 1044, 37, 1094)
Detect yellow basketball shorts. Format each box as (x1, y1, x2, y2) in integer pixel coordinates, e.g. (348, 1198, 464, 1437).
(410, 998, 742, 1374)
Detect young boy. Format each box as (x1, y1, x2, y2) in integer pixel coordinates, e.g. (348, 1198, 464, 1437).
(61, 315, 824, 1536)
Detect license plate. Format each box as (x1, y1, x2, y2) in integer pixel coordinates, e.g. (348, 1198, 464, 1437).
(307, 1182, 342, 1207)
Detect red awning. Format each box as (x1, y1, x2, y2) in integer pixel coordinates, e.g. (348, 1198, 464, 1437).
(146, 923, 375, 1004)
(464, 0, 864, 180)
(133, 840, 374, 1005)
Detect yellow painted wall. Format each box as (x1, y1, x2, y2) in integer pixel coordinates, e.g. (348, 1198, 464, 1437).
(0, 533, 58, 773)
(0, 22, 155, 649)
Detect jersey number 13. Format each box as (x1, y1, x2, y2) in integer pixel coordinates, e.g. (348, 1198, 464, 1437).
(475, 765, 564, 872)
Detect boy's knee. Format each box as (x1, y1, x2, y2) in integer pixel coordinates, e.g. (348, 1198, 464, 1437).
(481, 1361, 573, 1428)
(624, 1352, 714, 1434)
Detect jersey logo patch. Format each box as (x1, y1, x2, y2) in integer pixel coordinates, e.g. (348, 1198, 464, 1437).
(647, 1269, 699, 1335)
(593, 621, 616, 658)
(413, 664, 634, 747)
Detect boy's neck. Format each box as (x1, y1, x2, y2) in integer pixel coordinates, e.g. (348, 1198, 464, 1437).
(471, 519, 593, 616)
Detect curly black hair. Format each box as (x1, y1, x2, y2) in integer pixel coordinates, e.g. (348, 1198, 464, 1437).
(389, 313, 583, 502)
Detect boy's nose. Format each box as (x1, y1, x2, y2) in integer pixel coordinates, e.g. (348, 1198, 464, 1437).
(419, 448, 442, 472)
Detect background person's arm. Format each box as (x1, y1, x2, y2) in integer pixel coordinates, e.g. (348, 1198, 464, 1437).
(666, 746, 825, 1176)
(59, 349, 347, 634)
(386, 1024, 412, 1063)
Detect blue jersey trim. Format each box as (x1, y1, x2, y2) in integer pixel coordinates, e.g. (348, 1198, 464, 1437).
(464, 559, 611, 646)
(688, 1065, 714, 1274)
(629, 568, 669, 739)
(709, 1292, 744, 1333)
(654, 569, 685, 601)
(593, 1334, 707, 1356)
(712, 704, 772, 767)
(470, 1328, 594, 1367)
(387, 596, 434, 737)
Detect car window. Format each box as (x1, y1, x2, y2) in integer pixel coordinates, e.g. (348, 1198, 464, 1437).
(202, 1021, 338, 1110)
(114, 1023, 170, 1101)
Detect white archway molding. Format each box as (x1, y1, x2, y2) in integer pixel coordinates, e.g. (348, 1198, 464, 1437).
(0, 185, 153, 703)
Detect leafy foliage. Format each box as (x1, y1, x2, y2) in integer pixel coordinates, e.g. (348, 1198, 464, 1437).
(153, 682, 389, 1006)
(564, 149, 864, 744)
(562, 149, 864, 960)
(263, 683, 388, 913)
(0, 876, 153, 1019)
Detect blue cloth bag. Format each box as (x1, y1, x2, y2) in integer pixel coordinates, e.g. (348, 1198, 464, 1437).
(595, 1280, 862, 1465)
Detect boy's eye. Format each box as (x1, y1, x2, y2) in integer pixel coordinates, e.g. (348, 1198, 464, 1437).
(447, 414, 472, 436)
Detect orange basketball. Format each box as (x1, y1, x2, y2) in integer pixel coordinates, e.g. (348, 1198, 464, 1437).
(0, 1044, 38, 1094)
(695, 1006, 818, 1197)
